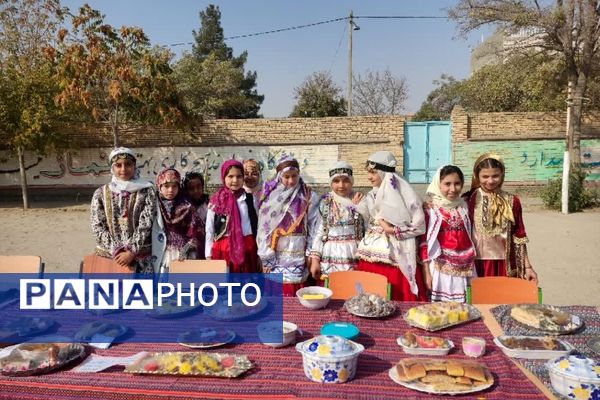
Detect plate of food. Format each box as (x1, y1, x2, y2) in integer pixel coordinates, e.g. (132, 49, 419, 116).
(587, 336, 600, 356)
(124, 351, 253, 378)
(388, 357, 494, 395)
(177, 328, 236, 349)
(404, 302, 481, 331)
(510, 304, 583, 334)
(1, 317, 55, 337)
(144, 298, 202, 319)
(74, 321, 128, 342)
(344, 293, 396, 318)
(397, 330, 454, 356)
(207, 298, 268, 321)
(0, 342, 86, 376)
(493, 335, 573, 359)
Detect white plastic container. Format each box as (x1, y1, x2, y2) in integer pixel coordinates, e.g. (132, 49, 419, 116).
(546, 354, 600, 399)
(493, 336, 573, 360)
(296, 287, 332, 310)
(396, 336, 454, 356)
(296, 335, 364, 383)
(257, 321, 297, 348)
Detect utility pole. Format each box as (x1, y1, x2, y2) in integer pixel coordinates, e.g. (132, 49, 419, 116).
(347, 10, 354, 116)
(561, 81, 573, 214)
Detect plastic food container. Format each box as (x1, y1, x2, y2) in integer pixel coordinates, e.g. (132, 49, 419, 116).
(257, 321, 297, 348)
(462, 337, 486, 358)
(397, 336, 454, 356)
(296, 287, 332, 310)
(320, 322, 360, 340)
(295, 335, 364, 383)
(546, 354, 600, 400)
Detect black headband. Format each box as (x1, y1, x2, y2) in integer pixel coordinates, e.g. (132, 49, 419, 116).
(329, 168, 353, 177)
(366, 160, 395, 173)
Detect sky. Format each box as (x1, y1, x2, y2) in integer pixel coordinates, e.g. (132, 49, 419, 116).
(60, 0, 488, 117)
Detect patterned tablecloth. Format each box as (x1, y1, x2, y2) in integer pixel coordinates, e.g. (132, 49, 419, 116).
(491, 304, 600, 398)
(0, 300, 549, 400)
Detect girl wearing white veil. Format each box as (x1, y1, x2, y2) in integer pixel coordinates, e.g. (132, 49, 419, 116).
(356, 151, 427, 301)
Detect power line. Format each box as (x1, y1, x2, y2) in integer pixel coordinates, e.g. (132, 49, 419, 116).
(355, 15, 447, 19)
(327, 22, 347, 74)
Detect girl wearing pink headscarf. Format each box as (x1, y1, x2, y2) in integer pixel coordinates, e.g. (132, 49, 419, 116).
(205, 160, 259, 273)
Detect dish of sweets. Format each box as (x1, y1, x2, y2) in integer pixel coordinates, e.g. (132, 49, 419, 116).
(510, 304, 582, 334)
(344, 293, 396, 318)
(388, 357, 494, 395)
(178, 328, 236, 349)
(124, 351, 253, 378)
(144, 298, 202, 319)
(404, 302, 481, 331)
(397, 330, 454, 356)
(207, 298, 268, 321)
(1, 317, 55, 337)
(74, 321, 128, 341)
(494, 335, 573, 359)
(0, 342, 86, 376)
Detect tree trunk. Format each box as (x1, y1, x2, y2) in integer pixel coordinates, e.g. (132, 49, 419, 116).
(17, 146, 29, 210)
(570, 73, 587, 167)
(112, 102, 120, 147)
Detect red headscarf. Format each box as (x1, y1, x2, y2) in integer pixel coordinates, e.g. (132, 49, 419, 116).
(209, 160, 245, 268)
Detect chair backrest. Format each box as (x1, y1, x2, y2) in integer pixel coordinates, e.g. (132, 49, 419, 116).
(80, 254, 135, 275)
(0, 255, 43, 275)
(169, 260, 228, 274)
(327, 270, 390, 300)
(468, 276, 542, 304)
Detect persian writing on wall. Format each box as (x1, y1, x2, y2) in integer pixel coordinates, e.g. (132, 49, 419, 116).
(0, 145, 339, 187)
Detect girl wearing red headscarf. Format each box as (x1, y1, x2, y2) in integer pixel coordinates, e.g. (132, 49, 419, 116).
(205, 160, 260, 273)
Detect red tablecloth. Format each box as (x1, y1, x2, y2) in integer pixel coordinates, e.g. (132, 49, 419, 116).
(0, 300, 548, 399)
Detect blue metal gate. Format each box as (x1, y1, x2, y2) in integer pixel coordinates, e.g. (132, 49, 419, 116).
(403, 121, 452, 183)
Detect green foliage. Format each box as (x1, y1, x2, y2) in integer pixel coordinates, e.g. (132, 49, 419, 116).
(412, 75, 462, 121)
(189, 4, 263, 118)
(290, 71, 346, 117)
(540, 169, 599, 212)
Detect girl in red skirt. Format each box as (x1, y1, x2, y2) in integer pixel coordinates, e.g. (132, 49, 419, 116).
(356, 151, 427, 301)
(205, 160, 259, 273)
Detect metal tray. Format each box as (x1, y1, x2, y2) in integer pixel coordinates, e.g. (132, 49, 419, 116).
(0, 343, 86, 376)
(403, 305, 482, 332)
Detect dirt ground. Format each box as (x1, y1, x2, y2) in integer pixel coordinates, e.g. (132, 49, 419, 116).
(0, 194, 598, 306)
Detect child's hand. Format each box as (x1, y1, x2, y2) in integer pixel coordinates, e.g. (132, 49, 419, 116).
(524, 264, 538, 283)
(309, 258, 322, 280)
(351, 192, 364, 204)
(115, 251, 135, 267)
(422, 262, 432, 291)
(378, 219, 396, 235)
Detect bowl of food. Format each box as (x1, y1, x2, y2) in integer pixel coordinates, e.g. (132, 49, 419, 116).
(296, 287, 332, 310)
(397, 330, 454, 356)
(462, 337, 486, 358)
(257, 321, 298, 348)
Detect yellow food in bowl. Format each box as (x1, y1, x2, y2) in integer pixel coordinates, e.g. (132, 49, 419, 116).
(302, 294, 326, 300)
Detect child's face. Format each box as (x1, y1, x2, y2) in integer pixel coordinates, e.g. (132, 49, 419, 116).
(244, 167, 260, 189)
(186, 178, 204, 201)
(113, 158, 135, 181)
(331, 176, 353, 197)
(439, 173, 463, 200)
(478, 167, 503, 192)
(281, 170, 299, 188)
(224, 167, 244, 191)
(160, 182, 179, 200)
(367, 169, 383, 188)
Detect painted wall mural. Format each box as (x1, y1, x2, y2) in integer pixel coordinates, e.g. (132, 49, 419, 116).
(0, 145, 339, 187)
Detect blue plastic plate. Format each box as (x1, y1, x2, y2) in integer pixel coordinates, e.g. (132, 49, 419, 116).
(320, 322, 360, 340)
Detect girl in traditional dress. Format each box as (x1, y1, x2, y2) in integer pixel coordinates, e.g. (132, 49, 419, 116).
(419, 165, 477, 302)
(152, 168, 201, 275)
(356, 151, 427, 301)
(309, 161, 365, 281)
(243, 159, 262, 210)
(464, 153, 538, 282)
(182, 171, 209, 259)
(205, 160, 259, 273)
(257, 156, 319, 296)
(90, 147, 156, 273)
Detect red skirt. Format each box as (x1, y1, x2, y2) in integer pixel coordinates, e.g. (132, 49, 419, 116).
(212, 235, 260, 273)
(475, 259, 507, 277)
(357, 260, 427, 301)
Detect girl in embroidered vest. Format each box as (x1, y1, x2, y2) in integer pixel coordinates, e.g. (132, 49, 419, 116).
(182, 171, 209, 259)
(90, 147, 156, 274)
(464, 154, 538, 282)
(309, 161, 365, 282)
(243, 159, 262, 211)
(419, 165, 476, 302)
(152, 168, 201, 275)
(205, 160, 259, 273)
(356, 151, 427, 301)
(257, 156, 319, 296)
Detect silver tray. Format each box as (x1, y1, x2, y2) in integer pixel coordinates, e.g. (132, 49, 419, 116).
(0, 343, 86, 376)
(74, 321, 128, 341)
(403, 305, 482, 332)
(509, 304, 583, 335)
(344, 301, 396, 319)
(177, 329, 236, 349)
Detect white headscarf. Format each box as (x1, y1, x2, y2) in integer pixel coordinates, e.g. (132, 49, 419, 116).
(107, 147, 153, 193)
(426, 166, 466, 209)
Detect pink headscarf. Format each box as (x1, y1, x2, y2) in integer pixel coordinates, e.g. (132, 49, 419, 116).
(209, 160, 245, 268)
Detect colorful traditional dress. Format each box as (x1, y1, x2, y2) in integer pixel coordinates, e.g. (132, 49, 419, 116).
(90, 147, 156, 274)
(356, 151, 427, 301)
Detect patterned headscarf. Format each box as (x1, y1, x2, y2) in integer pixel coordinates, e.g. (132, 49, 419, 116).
(107, 147, 153, 193)
(209, 160, 246, 268)
(156, 168, 195, 229)
(471, 153, 514, 228)
(243, 159, 262, 193)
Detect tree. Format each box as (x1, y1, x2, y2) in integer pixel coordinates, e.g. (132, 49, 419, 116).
(50, 4, 185, 147)
(289, 71, 347, 117)
(448, 0, 600, 167)
(412, 75, 464, 121)
(188, 4, 263, 118)
(0, 0, 67, 209)
(352, 69, 408, 115)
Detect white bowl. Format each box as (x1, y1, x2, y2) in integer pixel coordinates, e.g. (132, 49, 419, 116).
(396, 337, 454, 356)
(296, 287, 332, 310)
(257, 321, 297, 348)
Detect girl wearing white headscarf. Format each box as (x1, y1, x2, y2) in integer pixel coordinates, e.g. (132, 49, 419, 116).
(256, 156, 320, 296)
(309, 161, 365, 280)
(356, 151, 427, 301)
(419, 165, 476, 302)
(90, 147, 156, 273)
